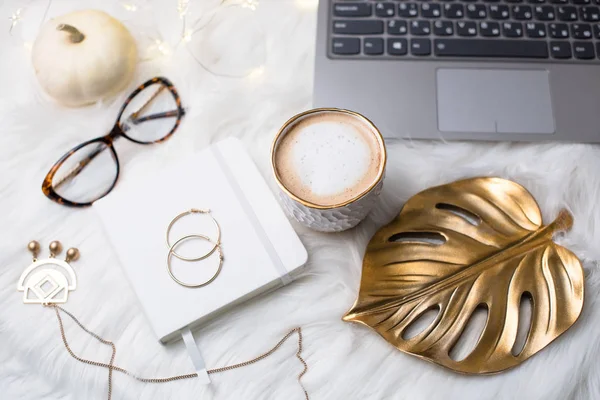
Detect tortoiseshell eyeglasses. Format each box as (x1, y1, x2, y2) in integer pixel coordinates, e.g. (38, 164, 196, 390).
(42, 77, 186, 208)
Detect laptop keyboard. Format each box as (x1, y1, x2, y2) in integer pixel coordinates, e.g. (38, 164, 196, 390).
(329, 0, 600, 62)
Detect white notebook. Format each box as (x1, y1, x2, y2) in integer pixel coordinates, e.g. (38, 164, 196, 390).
(95, 138, 308, 345)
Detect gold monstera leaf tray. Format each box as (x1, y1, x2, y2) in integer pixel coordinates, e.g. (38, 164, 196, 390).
(344, 177, 584, 374)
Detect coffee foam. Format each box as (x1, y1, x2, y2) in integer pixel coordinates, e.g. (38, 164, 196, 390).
(274, 111, 382, 207)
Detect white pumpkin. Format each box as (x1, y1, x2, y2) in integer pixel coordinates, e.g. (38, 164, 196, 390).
(32, 10, 137, 107)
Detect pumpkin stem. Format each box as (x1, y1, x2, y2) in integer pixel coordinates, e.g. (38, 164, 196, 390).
(56, 24, 85, 43)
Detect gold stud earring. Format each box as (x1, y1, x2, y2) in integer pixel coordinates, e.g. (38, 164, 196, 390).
(66, 248, 80, 262)
(28, 240, 40, 260)
(49, 241, 62, 258)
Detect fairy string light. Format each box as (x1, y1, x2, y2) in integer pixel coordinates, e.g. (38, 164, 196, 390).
(8, 8, 23, 34)
(240, 0, 259, 11)
(177, 0, 190, 17)
(121, 3, 138, 12)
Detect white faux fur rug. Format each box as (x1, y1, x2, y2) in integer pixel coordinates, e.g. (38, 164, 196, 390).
(2, 1, 600, 399)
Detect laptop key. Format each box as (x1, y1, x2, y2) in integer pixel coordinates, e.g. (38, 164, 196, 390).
(526, 22, 547, 36)
(549, 0, 568, 3)
(573, 0, 591, 4)
(558, 6, 578, 20)
(421, 3, 442, 17)
(333, 3, 372, 17)
(434, 38, 549, 57)
(387, 38, 408, 55)
(573, 41, 595, 58)
(411, 20, 432, 35)
(597, 42, 600, 58)
(580, 6, 600, 21)
(513, 5, 533, 19)
(490, 5, 511, 19)
(480, 21, 501, 35)
(550, 41, 572, 57)
(332, 38, 360, 55)
(388, 20, 408, 35)
(364, 38, 385, 55)
(376, 2, 396, 17)
(457, 21, 478, 35)
(534, 6, 556, 19)
(434, 20, 455, 35)
(444, 4, 465, 17)
(595, 23, 600, 37)
(333, 20, 384, 34)
(399, 3, 419, 18)
(549, 22, 570, 37)
(411, 38, 432, 55)
(466, 4, 487, 18)
(572, 23, 593, 38)
(503, 21, 524, 36)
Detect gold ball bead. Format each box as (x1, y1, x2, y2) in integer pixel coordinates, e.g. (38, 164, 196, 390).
(66, 248, 80, 262)
(49, 241, 62, 254)
(28, 240, 40, 253)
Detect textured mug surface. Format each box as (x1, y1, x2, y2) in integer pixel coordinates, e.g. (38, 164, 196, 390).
(271, 108, 387, 232)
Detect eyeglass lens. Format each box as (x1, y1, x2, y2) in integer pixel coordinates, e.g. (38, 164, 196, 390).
(119, 82, 180, 143)
(52, 141, 118, 204)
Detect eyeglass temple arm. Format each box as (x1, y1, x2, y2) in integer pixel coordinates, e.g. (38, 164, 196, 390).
(128, 85, 166, 120)
(52, 143, 107, 190)
(129, 110, 181, 124)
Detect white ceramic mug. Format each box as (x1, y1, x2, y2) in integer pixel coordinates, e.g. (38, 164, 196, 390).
(271, 108, 387, 232)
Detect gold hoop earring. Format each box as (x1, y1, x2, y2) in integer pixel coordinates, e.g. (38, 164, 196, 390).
(167, 234, 224, 288)
(166, 209, 221, 261)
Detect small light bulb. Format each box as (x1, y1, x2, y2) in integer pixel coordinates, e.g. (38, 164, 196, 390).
(182, 29, 193, 43)
(8, 8, 23, 34)
(154, 39, 170, 56)
(242, 0, 258, 11)
(177, 0, 190, 18)
(247, 65, 265, 80)
(122, 3, 138, 12)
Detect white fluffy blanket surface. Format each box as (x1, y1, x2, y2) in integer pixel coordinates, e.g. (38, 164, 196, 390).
(1, 1, 600, 400)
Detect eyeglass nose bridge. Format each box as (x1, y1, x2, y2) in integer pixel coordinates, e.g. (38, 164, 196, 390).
(108, 124, 124, 140)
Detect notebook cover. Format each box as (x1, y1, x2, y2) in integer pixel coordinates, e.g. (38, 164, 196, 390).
(95, 138, 307, 343)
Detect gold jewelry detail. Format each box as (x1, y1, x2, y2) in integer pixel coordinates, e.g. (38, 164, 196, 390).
(28, 240, 40, 260)
(344, 177, 584, 374)
(49, 240, 62, 257)
(47, 303, 309, 400)
(18, 242, 309, 400)
(167, 234, 223, 288)
(18, 240, 80, 304)
(166, 208, 221, 261)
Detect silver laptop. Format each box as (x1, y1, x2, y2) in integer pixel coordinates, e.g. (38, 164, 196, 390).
(313, 0, 600, 142)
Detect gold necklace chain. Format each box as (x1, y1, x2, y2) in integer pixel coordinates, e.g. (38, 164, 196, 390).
(46, 304, 309, 400)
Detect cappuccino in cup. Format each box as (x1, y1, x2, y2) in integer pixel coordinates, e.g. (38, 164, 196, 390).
(272, 108, 386, 232)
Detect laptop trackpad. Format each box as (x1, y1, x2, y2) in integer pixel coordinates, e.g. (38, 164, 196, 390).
(437, 69, 555, 134)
